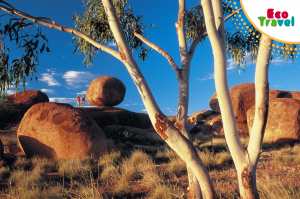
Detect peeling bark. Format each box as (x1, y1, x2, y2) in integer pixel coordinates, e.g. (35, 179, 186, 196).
(241, 167, 252, 189)
(154, 113, 168, 140)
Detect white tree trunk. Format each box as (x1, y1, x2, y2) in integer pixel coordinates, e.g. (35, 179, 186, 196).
(102, 0, 216, 198)
(239, 34, 272, 198)
(203, 0, 273, 198)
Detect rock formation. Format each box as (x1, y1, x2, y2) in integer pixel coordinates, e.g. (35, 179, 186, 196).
(18, 102, 107, 159)
(86, 76, 126, 106)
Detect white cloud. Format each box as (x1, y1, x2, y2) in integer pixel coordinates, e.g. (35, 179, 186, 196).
(122, 103, 140, 107)
(201, 73, 214, 81)
(271, 57, 293, 66)
(141, 109, 147, 112)
(76, 91, 87, 95)
(41, 89, 56, 94)
(6, 90, 15, 95)
(107, 42, 117, 47)
(274, 85, 283, 88)
(227, 58, 236, 70)
(40, 68, 61, 86)
(62, 71, 97, 89)
(49, 97, 76, 103)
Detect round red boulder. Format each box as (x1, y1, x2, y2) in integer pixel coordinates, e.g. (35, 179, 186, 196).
(86, 76, 126, 106)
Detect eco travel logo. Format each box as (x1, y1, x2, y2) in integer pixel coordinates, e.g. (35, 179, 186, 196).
(258, 9, 295, 27)
(240, 0, 300, 43)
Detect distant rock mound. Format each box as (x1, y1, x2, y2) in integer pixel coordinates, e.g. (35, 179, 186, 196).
(86, 76, 126, 106)
(209, 83, 255, 123)
(247, 98, 300, 144)
(18, 102, 107, 159)
(5, 90, 49, 109)
(0, 90, 49, 129)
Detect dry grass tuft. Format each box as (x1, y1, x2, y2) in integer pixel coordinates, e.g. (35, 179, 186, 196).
(197, 148, 216, 168)
(258, 174, 300, 199)
(59, 158, 91, 180)
(216, 151, 233, 165)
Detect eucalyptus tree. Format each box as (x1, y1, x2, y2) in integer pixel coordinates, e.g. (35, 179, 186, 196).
(0, 0, 298, 198)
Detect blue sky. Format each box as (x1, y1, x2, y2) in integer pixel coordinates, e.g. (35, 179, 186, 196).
(2, 0, 300, 116)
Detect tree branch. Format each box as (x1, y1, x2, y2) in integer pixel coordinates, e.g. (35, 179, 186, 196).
(176, 0, 188, 61)
(132, 31, 180, 79)
(189, 8, 243, 58)
(0, 1, 121, 60)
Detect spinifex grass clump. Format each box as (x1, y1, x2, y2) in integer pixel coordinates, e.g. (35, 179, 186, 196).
(58, 158, 91, 181)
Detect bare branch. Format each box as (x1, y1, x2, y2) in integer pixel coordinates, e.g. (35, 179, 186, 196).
(132, 31, 180, 79)
(224, 8, 243, 22)
(0, 1, 121, 60)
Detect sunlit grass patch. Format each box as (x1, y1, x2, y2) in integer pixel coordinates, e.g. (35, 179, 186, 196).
(166, 155, 186, 176)
(197, 148, 216, 168)
(280, 146, 293, 155)
(216, 151, 233, 165)
(258, 174, 300, 199)
(149, 184, 184, 199)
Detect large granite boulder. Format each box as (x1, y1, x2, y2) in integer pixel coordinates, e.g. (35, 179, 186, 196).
(86, 76, 126, 106)
(77, 106, 152, 129)
(247, 98, 300, 144)
(209, 83, 255, 123)
(18, 102, 107, 159)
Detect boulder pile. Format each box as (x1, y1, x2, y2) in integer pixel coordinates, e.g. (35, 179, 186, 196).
(189, 83, 300, 144)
